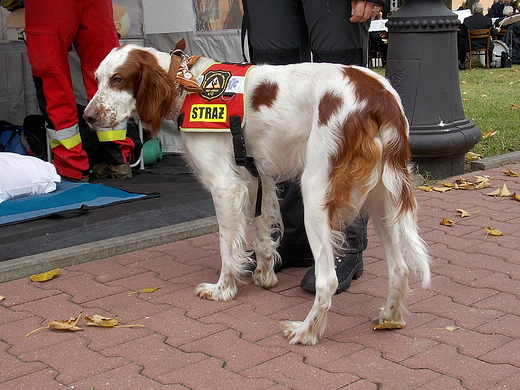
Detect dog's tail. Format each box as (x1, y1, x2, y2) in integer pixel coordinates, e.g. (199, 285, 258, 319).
(378, 84, 431, 289)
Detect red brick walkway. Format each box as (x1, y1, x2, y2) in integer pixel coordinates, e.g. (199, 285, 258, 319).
(1, 165, 519, 389)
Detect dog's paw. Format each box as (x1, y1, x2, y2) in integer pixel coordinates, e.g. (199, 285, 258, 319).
(196, 282, 236, 302)
(252, 268, 278, 289)
(280, 320, 319, 345)
(376, 306, 405, 329)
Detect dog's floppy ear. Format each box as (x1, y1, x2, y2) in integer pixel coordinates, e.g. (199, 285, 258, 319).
(135, 51, 177, 135)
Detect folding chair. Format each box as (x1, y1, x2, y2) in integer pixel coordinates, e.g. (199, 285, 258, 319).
(468, 28, 492, 70)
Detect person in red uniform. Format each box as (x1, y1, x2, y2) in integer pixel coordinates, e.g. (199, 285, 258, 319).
(2, 0, 135, 181)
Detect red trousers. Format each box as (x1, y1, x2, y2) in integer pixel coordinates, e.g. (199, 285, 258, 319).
(24, 0, 134, 179)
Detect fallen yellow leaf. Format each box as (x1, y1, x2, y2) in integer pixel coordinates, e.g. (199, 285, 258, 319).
(30, 268, 60, 282)
(440, 218, 456, 226)
(85, 314, 145, 329)
(502, 168, 518, 177)
(433, 187, 451, 193)
(500, 184, 511, 197)
(126, 287, 162, 295)
(485, 188, 501, 197)
(417, 185, 433, 192)
(465, 152, 482, 161)
(474, 177, 492, 190)
(86, 314, 119, 327)
(456, 209, 471, 217)
(373, 321, 406, 330)
(436, 325, 460, 332)
(481, 129, 498, 140)
(455, 182, 473, 190)
(485, 227, 504, 238)
(25, 313, 83, 337)
(512, 193, 520, 201)
(0, 295, 5, 302)
(441, 182, 456, 188)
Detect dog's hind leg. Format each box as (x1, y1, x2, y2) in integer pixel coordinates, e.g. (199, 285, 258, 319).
(281, 169, 338, 345)
(195, 172, 251, 302)
(365, 179, 430, 328)
(250, 175, 281, 289)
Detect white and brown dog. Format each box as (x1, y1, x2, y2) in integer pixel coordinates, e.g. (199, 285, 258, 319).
(84, 40, 431, 345)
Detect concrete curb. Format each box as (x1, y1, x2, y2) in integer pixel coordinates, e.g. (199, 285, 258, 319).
(0, 216, 218, 283)
(2, 152, 519, 284)
(470, 151, 520, 171)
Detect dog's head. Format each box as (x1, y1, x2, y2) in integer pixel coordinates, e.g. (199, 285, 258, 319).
(84, 41, 201, 136)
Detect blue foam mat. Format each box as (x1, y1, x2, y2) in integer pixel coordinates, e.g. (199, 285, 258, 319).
(0, 181, 156, 226)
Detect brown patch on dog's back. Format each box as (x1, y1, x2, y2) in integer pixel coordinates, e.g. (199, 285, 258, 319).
(326, 67, 414, 226)
(318, 91, 343, 126)
(250, 81, 279, 111)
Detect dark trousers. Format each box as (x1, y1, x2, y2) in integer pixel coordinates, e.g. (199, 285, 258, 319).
(242, 0, 370, 255)
(279, 181, 368, 253)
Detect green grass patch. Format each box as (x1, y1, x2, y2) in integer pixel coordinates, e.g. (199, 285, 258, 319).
(459, 66, 519, 157)
(373, 66, 520, 158)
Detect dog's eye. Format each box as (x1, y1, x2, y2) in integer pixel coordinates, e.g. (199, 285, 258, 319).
(112, 76, 123, 84)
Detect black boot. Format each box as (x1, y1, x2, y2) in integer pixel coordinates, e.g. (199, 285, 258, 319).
(245, 243, 314, 273)
(300, 251, 364, 294)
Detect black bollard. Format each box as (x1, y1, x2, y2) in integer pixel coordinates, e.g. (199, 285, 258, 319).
(385, 0, 482, 179)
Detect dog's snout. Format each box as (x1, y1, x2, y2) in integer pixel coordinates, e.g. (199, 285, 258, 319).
(83, 108, 98, 124)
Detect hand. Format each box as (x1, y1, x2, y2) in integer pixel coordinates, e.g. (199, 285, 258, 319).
(350, 0, 382, 23)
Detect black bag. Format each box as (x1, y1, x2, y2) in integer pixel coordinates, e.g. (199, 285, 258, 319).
(0, 120, 29, 155)
(22, 115, 49, 160)
(501, 50, 512, 68)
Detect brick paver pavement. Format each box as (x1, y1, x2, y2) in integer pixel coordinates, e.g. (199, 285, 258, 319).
(1, 164, 519, 389)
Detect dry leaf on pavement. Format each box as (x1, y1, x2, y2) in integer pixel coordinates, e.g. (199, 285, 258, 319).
(85, 314, 145, 328)
(433, 187, 451, 193)
(373, 321, 406, 330)
(485, 227, 504, 238)
(440, 218, 456, 226)
(502, 168, 518, 177)
(485, 188, 500, 197)
(436, 325, 460, 331)
(126, 287, 162, 295)
(500, 184, 511, 197)
(25, 313, 83, 337)
(474, 176, 492, 189)
(30, 268, 60, 282)
(456, 209, 471, 217)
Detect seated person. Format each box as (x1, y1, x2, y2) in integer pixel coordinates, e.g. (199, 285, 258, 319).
(494, 5, 515, 39)
(458, 2, 499, 69)
(503, 20, 520, 63)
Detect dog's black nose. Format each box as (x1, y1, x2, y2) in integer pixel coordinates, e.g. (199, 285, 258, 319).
(83, 111, 97, 124)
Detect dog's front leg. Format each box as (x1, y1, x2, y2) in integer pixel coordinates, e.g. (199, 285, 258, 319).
(195, 177, 250, 302)
(196, 230, 239, 302)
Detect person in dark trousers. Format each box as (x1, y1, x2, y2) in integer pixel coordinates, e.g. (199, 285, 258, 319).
(242, 0, 385, 294)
